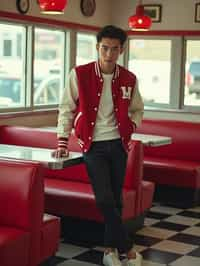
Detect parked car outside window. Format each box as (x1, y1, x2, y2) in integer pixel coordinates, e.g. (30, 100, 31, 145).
(0, 73, 60, 107)
(187, 61, 200, 96)
(0, 74, 21, 105)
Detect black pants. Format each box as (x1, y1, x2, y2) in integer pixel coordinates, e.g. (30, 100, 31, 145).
(83, 139, 133, 253)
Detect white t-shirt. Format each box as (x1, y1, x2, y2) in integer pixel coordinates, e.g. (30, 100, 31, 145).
(93, 73, 120, 141)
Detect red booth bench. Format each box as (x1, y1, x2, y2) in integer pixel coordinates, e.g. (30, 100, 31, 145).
(0, 125, 155, 241)
(136, 118, 200, 207)
(0, 159, 60, 266)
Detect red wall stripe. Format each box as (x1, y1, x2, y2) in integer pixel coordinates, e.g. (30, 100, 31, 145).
(127, 30, 200, 36)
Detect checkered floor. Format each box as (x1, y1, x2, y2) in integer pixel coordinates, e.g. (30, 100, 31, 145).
(43, 204, 200, 266)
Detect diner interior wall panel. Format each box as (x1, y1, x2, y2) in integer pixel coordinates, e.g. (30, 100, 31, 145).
(0, 112, 57, 127)
(112, 0, 200, 30)
(1, 0, 199, 30)
(0, 0, 111, 27)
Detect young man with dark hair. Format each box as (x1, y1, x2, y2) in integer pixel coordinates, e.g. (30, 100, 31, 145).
(53, 25, 144, 266)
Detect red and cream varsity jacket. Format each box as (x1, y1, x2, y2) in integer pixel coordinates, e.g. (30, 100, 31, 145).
(57, 61, 144, 152)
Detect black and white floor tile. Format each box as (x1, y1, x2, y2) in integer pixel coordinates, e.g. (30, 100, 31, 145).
(43, 204, 200, 266)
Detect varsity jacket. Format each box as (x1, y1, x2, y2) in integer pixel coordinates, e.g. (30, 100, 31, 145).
(57, 61, 144, 152)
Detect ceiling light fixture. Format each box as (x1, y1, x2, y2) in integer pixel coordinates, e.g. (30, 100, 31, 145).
(38, 0, 68, 14)
(128, 1, 152, 31)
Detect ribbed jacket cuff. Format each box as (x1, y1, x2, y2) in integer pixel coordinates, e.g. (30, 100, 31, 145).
(58, 137, 68, 149)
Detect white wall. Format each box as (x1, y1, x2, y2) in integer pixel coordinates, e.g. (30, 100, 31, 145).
(112, 0, 200, 30)
(0, 0, 111, 27)
(1, 0, 199, 30)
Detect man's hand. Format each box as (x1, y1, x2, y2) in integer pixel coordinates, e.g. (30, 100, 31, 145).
(52, 137, 69, 158)
(51, 147, 69, 158)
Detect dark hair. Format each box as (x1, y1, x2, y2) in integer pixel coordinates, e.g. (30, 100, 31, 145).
(96, 25, 127, 46)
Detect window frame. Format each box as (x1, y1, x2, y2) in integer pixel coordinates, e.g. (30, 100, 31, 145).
(76, 30, 97, 66)
(0, 14, 200, 115)
(127, 34, 200, 113)
(181, 36, 200, 113)
(0, 20, 70, 112)
(32, 26, 67, 108)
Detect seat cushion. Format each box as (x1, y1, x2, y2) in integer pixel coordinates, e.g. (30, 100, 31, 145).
(40, 214, 60, 263)
(0, 226, 29, 266)
(44, 178, 136, 222)
(143, 156, 200, 188)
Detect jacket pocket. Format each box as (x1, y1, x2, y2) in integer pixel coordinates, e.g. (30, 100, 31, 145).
(74, 111, 82, 127)
(74, 111, 83, 139)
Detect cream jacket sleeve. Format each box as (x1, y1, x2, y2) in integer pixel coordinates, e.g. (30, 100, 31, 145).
(128, 79, 144, 128)
(57, 69, 79, 138)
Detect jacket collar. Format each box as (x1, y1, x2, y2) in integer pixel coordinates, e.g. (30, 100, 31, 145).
(94, 61, 120, 80)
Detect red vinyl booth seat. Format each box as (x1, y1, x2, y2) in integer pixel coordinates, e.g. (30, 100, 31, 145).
(0, 159, 60, 266)
(136, 119, 200, 206)
(0, 125, 155, 226)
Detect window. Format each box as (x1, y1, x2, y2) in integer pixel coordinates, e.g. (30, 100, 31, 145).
(0, 23, 68, 110)
(128, 35, 200, 112)
(33, 28, 65, 105)
(76, 33, 97, 65)
(128, 38, 171, 106)
(184, 39, 200, 107)
(0, 18, 199, 114)
(0, 23, 25, 108)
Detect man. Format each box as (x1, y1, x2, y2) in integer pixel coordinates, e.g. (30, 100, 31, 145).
(53, 25, 144, 266)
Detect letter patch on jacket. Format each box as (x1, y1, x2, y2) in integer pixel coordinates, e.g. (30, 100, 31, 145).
(120, 86, 132, 99)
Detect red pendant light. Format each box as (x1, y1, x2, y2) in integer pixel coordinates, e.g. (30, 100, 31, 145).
(129, 3, 152, 31)
(38, 0, 68, 14)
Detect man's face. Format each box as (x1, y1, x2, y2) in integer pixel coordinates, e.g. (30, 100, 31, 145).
(96, 38, 123, 71)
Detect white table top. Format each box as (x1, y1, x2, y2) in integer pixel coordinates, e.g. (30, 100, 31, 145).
(131, 133, 172, 147)
(0, 132, 171, 169)
(0, 144, 83, 170)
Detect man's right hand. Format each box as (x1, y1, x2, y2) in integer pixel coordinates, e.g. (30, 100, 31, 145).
(51, 147, 69, 158)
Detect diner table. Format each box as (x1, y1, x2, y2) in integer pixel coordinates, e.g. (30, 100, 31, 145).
(131, 133, 171, 147)
(0, 129, 171, 169)
(0, 144, 83, 170)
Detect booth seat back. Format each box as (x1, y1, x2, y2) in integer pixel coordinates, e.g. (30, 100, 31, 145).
(0, 159, 43, 266)
(0, 125, 88, 182)
(0, 125, 82, 151)
(0, 125, 57, 149)
(44, 133, 91, 183)
(136, 119, 200, 162)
